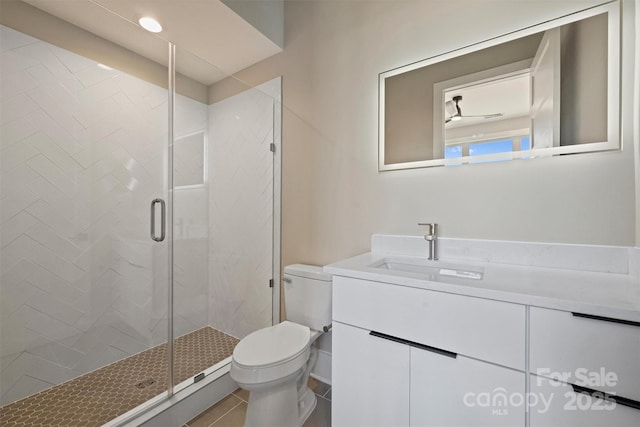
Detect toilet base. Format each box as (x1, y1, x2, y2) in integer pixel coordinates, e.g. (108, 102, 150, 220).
(243, 379, 316, 427)
(298, 386, 318, 426)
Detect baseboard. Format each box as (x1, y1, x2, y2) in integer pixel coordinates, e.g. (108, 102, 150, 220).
(311, 349, 332, 385)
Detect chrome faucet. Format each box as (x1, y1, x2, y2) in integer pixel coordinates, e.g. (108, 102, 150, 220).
(418, 223, 438, 260)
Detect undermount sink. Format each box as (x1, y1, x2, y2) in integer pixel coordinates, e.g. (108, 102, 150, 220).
(368, 258, 484, 280)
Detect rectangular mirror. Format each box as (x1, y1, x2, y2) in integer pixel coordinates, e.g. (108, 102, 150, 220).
(379, 1, 620, 171)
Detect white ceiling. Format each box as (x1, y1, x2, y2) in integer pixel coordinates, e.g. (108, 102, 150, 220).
(20, 0, 282, 85)
(445, 73, 531, 129)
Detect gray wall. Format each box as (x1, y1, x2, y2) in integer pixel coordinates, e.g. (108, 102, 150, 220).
(210, 0, 638, 271)
(222, 0, 284, 48)
(560, 13, 608, 145)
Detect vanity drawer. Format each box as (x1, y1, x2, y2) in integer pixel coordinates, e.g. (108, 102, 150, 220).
(530, 307, 640, 401)
(332, 275, 525, 370)
(530, 375, 640, 426)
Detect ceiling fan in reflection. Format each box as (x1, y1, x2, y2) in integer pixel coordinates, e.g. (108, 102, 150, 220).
(444, 95, 503, 124)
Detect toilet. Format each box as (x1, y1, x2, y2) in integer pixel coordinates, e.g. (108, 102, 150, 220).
(230, 264, 332, 427)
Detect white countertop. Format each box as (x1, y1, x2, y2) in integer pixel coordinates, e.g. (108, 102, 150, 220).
(324, 236, 640, 323)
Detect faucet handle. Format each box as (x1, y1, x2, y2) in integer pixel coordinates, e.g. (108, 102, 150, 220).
(418, 223, 438, 239)
(418, 222, 437, 230)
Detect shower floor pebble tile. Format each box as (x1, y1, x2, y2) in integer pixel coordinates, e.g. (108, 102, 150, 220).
(186, 378, 331, 427)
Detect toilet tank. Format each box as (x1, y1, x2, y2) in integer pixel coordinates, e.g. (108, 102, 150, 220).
(283, 264, 332, 331)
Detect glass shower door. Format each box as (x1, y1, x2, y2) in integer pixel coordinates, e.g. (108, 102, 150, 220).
(206, 79, 277, 339)
(0, 16, 172, 424)
(170, 46, 280, 388)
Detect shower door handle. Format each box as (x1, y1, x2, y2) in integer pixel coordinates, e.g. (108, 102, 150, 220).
(150, 198, 166, 242)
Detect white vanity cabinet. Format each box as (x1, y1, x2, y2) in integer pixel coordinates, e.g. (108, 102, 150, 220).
(327, 235, 640, 426)
(332, 276, 527, 427)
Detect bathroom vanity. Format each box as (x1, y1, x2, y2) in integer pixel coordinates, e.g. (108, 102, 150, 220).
(325, 235, 640, 427)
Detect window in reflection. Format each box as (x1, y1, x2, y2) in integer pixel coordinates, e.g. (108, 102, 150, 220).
(444, 134, 532, 164)
(469, 139, 513, 164)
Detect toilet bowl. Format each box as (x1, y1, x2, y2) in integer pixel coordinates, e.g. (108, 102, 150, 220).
(230, 264, 332, 427)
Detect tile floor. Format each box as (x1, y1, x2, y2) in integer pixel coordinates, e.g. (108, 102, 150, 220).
(185, 377, 332, 427)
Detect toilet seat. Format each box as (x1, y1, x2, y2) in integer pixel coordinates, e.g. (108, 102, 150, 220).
(234, 321, 310, 368)
(231, 321, 311, 385)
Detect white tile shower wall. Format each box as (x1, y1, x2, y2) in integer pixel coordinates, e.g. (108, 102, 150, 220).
(207, 80, 276, 339)
(173, 188, 209, 336)
(173, 85, 209, 340)
(0, 25, 208, 405)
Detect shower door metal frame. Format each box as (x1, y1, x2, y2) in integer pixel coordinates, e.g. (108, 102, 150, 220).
(166, 41, 176, 396)
(271, 79, 283, 326)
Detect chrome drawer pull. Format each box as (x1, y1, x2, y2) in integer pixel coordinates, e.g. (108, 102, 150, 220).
(571, 312, 640, 328)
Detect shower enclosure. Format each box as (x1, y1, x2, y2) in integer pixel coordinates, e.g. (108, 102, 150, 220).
(0, 2, 280, 425)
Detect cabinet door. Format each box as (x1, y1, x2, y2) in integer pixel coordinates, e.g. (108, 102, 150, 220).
(530, 375, 640, 426)
(332, 322, 410, 427)
(410, 347, 525, 427)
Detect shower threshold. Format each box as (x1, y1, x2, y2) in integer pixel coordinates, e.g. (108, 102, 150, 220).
(0, 326, 239, 427)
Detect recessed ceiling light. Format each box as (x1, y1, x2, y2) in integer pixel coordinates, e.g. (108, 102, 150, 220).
(139, 17, 162, 33)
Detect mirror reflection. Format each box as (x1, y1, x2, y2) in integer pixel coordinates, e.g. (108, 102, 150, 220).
(379, 2, 619, 171)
